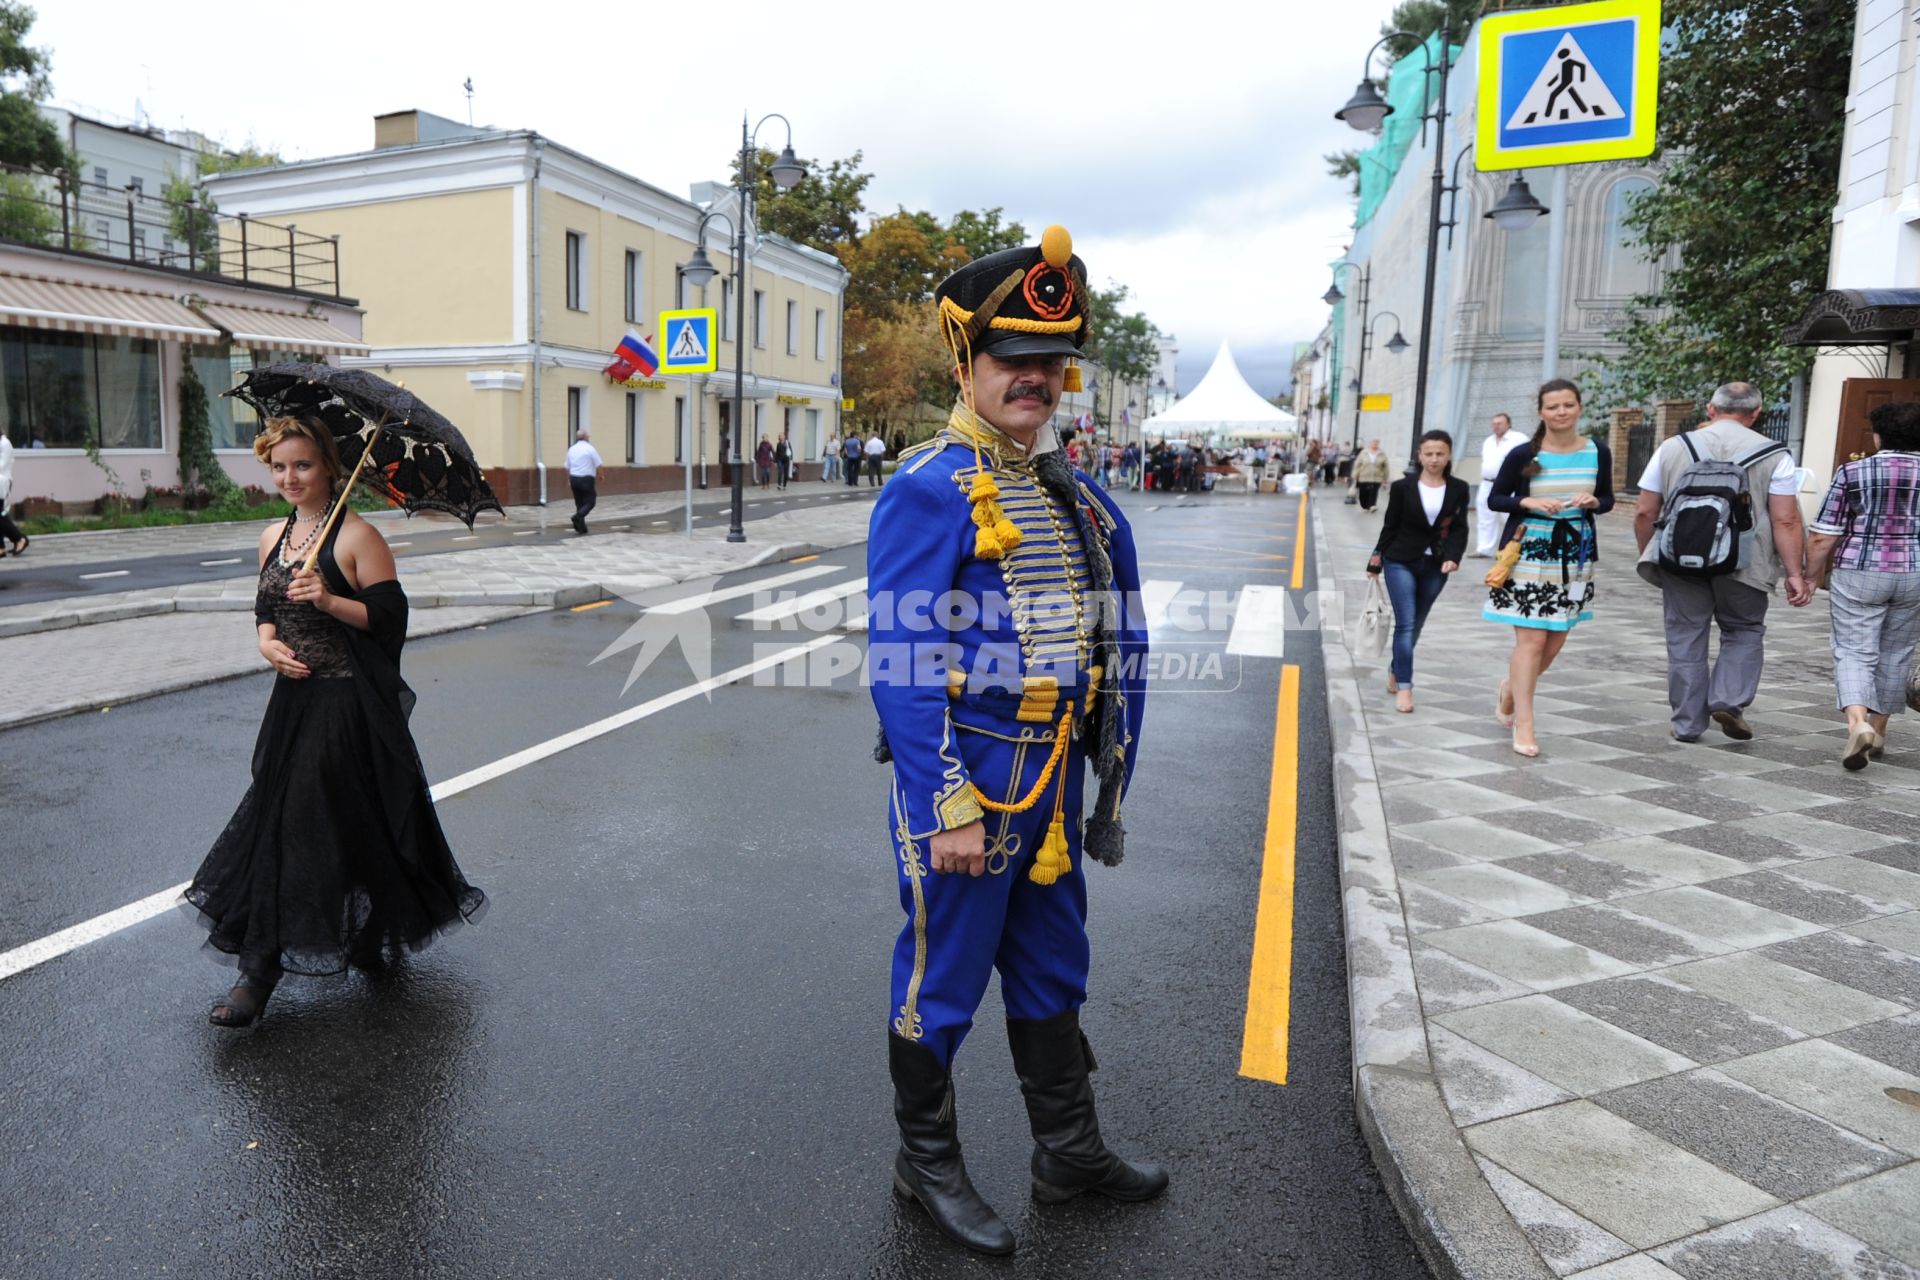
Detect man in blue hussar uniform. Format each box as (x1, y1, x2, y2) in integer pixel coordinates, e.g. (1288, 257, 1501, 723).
(867, 225, 1164, 1256)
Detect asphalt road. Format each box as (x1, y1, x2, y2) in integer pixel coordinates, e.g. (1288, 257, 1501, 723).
(0, 490, 1430, 1279)
(0, 482, 876, 609)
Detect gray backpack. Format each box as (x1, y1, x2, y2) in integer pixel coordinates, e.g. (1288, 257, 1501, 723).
(1654, 433, 1786, 578)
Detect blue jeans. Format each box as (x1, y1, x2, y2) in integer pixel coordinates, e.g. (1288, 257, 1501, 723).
(1382, 557, 1449, 687)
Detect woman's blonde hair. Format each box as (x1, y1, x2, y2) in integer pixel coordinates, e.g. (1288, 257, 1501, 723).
(253, 415, 343, 491)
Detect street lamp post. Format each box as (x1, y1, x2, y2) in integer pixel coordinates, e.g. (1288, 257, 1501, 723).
(1351, 310, 1407, 452)
(1323, 260, 1370, 444)
(682, 113, 807, 544)
(1335, 20, 1456, 457)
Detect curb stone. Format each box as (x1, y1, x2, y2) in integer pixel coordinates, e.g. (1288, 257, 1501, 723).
(1311, 504, 1553, 1280)
(0, 541, 835, 639)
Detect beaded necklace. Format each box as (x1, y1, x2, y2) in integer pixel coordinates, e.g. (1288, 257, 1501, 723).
(279, 498, 336, 568)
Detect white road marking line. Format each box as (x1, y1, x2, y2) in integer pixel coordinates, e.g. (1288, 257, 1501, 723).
(651, 520, 670, 527)
(610, 525, 631, 531)
(389, 541, 412, 548)
(199, 558, 243, 567)
(453, 535, 478, 542)
(1226, 585, 1289, 658)
(79, 570, 129, 580)
(735, 576, 868, 624)
(1140, 578, 1183, 629)
(514, 529, 539, 536)
(645, 563, 845, 615)
(0, 634, 841, 985)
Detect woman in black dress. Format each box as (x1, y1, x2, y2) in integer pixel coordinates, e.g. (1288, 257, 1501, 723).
(187, 415, 484, 1027)
(1367, 430, 1472, 713)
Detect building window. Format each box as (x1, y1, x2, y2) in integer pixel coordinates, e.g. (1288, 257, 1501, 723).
(92, 166, 107, 186)
(674, 395, 686, 464)
(0, 327, 162, 451)
(624, 249, 642, 323)
(189, 343, 261, 449)
(814, 308, 826, 361)
(753, 290, 767, 349)
(721, 279, 736, 340)
(1600, 178, 1658, 298)
(132, 228, 146, 260)
(626, 391, 643, 464)
(128, 176, 144, 195)
(565, 231, 586, 311)
(567, 385, 585, 441)
(93, 219, 111, 246)
(785, 299, 798, 355)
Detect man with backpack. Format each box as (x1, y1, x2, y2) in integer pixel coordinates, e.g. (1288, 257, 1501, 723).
(1633, 382, 1813, 742)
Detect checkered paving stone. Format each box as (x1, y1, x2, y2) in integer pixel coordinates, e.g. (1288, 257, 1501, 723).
(1323, 497, 1920, 1275)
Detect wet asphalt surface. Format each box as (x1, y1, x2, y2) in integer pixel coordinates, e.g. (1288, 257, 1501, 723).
(0, 483, 875, 609)
(0, 491, 1430, 1280)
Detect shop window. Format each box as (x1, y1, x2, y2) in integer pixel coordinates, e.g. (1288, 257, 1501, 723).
(0, 326, 161, 450)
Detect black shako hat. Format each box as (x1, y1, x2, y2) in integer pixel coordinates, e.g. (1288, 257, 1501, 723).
(934, 224, 1090, 360)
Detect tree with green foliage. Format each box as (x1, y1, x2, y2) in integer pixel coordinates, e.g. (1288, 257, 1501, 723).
(0, 167, 52, 243)
(1593, 0, 1853, 411)
(1084, 284, 1160, 428)
(164, 171, 219, 271)
(0, 2, 63, 172)
(735, 148, 871, 252)
(175, 361, 241, 506)
(198, 143, 282, 176)
(944, 207, 1027, 262)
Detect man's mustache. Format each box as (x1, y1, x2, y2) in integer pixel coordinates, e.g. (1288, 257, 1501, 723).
(1005, 384, 1054, 405)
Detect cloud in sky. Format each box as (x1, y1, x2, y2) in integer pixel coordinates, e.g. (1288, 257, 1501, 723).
(40, 0, 1383, 397)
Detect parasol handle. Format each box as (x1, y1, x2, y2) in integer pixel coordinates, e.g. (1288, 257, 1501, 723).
(302, 416, 386, 575)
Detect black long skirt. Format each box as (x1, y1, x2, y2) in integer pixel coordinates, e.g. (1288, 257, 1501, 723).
(185, 674, 485, 976)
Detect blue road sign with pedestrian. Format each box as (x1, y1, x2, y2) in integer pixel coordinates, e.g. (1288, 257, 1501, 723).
(659, 307, 718, 374)
(1476, 0, 1660, 171)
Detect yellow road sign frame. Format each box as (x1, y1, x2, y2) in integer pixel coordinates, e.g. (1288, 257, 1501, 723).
(659, 308, 719, 374)
(1476, 0, 1661, 172)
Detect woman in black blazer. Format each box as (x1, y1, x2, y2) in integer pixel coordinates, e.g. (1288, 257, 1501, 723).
(1367, 430, 1472, 712)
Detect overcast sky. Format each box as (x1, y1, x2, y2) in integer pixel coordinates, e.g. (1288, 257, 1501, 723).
(39, 0, 1384, 399)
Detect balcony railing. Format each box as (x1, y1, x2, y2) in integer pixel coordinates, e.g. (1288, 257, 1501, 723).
(0, 160, 341, 297)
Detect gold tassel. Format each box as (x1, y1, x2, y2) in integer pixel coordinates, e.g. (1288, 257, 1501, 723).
(968, 471, 1022, 558)
(1028, 818, 1072, 886)
(1063, 362, 1083, 393)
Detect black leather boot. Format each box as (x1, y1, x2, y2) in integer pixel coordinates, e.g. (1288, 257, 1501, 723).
(1006, 1010, 1169, 1204)
(888, 1033, 1016, 1256)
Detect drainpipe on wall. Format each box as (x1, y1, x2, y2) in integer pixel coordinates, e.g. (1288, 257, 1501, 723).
(530, 138, 548, 506)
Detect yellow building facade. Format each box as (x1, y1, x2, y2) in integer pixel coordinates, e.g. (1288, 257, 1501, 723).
(206, 111, 848, 504)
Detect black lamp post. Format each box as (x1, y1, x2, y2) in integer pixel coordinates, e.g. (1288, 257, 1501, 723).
(1337, 20, 1456, 459)
(686, 113, 808, 544)
(1351, 310, 1407, 451)
(1440, 143, 1550, 249)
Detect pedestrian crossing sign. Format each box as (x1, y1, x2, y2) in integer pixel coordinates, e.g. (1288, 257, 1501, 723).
(659, 308, 718, 374)
(1476, 0, 1660, 171)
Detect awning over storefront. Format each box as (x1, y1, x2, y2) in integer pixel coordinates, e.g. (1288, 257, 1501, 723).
(1784, 288, 1920, 347)
(0, 273, 219, 342)
(190, 301, 370, 356)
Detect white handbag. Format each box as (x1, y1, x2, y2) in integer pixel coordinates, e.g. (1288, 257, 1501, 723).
(1358, 574, 1392, 660)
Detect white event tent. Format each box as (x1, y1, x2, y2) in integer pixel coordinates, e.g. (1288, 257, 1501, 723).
(1142, 341, 1298, 443)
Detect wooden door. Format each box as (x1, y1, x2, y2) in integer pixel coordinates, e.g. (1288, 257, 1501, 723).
(1834, 379, 1920, 469)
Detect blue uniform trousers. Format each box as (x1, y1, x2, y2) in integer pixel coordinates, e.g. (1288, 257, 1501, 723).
(889, 724, 1091, 1068)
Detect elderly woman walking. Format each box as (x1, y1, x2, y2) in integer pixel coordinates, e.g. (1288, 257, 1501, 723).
(1806, 400, 1920, 770)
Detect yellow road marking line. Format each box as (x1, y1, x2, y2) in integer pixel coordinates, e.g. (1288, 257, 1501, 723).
(1239, 662, 1300, 1086)
(1291, 491, 1309, 591)
(570, 600, 613, 612)
(789, 553, 820, 563)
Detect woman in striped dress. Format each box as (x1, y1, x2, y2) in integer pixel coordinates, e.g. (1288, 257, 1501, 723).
(1485, 379, 1616, 756)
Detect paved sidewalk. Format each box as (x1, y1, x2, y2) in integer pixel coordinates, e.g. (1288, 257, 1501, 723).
(1320, 494, 1920, 1279)
(0, 493, 877, 730)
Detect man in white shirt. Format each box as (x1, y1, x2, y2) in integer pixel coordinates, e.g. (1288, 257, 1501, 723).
(865, 432, 886, 487)
(1632, 382, 1811, 742)
(566, 426, 604, 535)
(1474, 413, 1526, 556)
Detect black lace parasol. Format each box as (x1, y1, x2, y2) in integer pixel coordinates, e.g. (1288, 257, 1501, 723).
(227, 363, 504, 527)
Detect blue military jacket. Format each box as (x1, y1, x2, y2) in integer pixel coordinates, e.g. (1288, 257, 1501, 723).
(866, 419, 1147, 840)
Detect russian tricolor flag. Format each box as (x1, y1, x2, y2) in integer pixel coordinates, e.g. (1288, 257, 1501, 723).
(603, 331, 659, 381)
